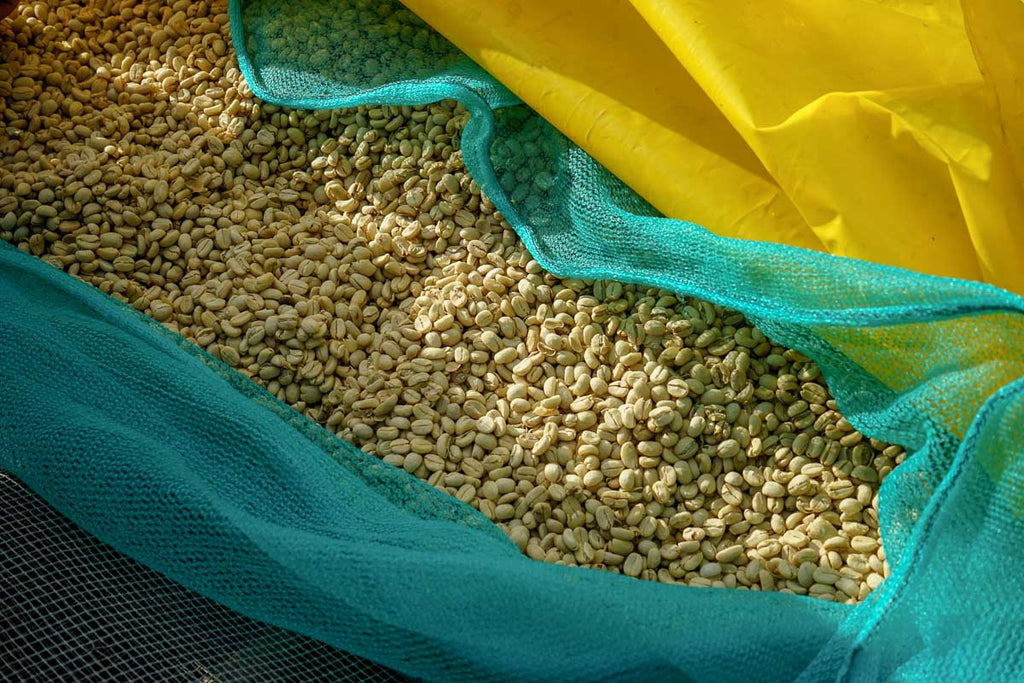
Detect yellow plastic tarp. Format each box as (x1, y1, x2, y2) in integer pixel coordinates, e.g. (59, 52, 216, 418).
(401, 0, 1024, 294)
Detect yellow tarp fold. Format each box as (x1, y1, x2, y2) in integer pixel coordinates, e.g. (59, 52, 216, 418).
(402, 0, 1024, 294)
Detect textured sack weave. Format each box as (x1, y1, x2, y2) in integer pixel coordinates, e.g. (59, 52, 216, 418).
(3, 0, 1024, 680)
(0, 472, 407, 682)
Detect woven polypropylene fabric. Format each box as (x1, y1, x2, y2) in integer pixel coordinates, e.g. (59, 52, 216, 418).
(0, 472, 409, 683)
(3, 0, 1024, 680)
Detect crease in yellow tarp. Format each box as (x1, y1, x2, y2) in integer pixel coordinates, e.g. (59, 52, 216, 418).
(476, 44, 823, 251)
(400, 0, 1024, 295)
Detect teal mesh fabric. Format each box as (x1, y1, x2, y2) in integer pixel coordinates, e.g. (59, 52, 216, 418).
(0, 472, 407, 682)
(2, 0, 1024, 680)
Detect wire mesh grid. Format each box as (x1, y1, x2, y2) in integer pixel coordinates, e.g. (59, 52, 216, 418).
(0, 471, 410, 683)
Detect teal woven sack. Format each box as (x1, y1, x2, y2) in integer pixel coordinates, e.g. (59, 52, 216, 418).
(3, 0, 1024, 680)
